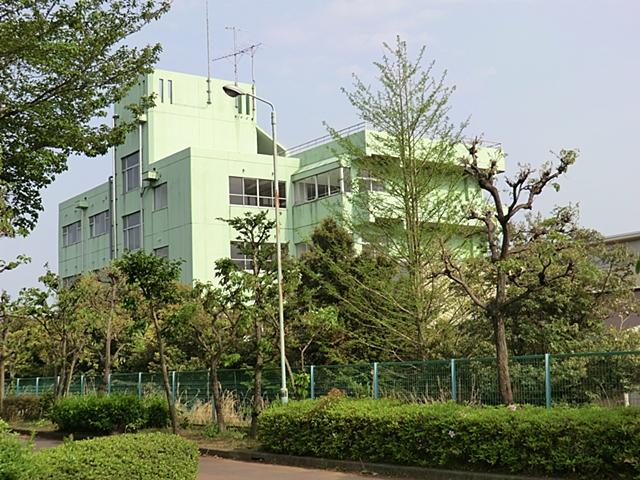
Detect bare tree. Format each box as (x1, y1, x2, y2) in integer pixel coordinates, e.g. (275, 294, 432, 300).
(442, 139, 578, 404)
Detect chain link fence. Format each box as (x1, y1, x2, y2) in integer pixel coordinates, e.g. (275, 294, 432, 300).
(5, 350, 640, 407)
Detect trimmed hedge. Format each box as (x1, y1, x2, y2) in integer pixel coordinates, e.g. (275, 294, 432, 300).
(31, 433, 198, 480)
(1, 395, 51, 422)
(0, 420, 32, 480)
(259, 398, 640, 479)
(49, 395, 169, 434)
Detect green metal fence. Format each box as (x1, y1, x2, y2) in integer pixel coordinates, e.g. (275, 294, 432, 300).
(5, 350, 640, 407)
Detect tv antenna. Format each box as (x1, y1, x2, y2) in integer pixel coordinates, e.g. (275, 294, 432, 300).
(212, 29, 262, 118)
(204, 0, 212, 104)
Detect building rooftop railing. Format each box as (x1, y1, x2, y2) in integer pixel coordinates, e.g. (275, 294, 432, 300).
(287, 121, 502, 156)
(287, 122, 366, 156)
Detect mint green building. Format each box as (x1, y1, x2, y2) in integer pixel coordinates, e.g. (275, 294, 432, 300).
(58, 69, 500, 285)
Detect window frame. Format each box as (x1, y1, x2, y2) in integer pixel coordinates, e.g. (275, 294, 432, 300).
(62, 220, 82, 247)
(122, 211, 141, 251)
(228, 176, 287, 208)
(122, 151, 140, 193)
(89, 211, 110, 238)
(153, 182, 168, 211)
(294, 167, 349, 205)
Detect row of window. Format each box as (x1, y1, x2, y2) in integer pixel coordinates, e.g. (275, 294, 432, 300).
(63, 210, 168, 256)
(229, 176, 287, 207)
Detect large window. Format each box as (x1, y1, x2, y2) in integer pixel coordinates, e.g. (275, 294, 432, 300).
(229, 176, 286, 207)
(62, 221, 81, 247)
(89, 211, 110, 238)
(122, 151, 140, 193)
(123, 211, 141, 251)
(294, 167, 349, 204)
(154, 183, 168, 210)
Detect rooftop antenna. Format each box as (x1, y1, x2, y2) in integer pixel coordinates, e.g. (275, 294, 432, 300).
(204, 0, 212, 104)
(212, 40, 262, 118)
(225, 26, 240, 85)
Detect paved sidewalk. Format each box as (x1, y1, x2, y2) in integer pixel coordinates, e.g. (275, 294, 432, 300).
(199, 455, 388, 479)
(29, 437, 388, 480)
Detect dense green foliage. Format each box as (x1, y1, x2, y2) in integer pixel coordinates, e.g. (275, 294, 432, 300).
(260, 398, 640, 478)
(0, 0, 170, 237)
(0, 420, 32, 480)
(48, 395, 168, 434)
(31, 433, 198, 480)
(0, 431, 197, 480)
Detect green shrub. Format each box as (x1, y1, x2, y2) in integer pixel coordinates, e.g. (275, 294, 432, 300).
(259, 398, 640, 479)
(48, 395, 169, 434)
(0, 422, 34, 480)
(32, 433, 198, 480)
(142, 396, 170, 429)
(1, 395, 48, 422)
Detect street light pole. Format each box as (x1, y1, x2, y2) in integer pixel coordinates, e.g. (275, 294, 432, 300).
(223, 85, 288, 405)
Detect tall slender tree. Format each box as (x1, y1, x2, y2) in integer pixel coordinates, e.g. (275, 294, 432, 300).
(328, 37, 470, 360)
(116, 251, 183, 434)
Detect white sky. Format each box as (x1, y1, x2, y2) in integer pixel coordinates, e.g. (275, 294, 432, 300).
(2, 0, 639, 296)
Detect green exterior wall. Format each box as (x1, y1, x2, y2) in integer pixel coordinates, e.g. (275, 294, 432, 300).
(58, 68, 502, 284)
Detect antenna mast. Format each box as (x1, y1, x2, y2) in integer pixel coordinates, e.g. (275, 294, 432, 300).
(205, 0, 212, 104)
(225, 26, 240, 85)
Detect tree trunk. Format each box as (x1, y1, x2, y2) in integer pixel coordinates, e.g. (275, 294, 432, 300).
(64, 355, 78, 396)
(249, 318, 263, 439)
(0, 332, 6, 414)
(493, 269, 513, 404)
(102, 281, 116, 393)
(151, 307, 178, 434)
(210, 357, 225, 433)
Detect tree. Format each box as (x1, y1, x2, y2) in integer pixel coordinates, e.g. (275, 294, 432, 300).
(441, 142, 580, 404)
(221, 211, 283, 439)
(16, 270, 96, 396)
(178, 278, 247, 433)
(455, 214, 637, 357)
(115, 251, 183, 434)
(328, 37, 470, 360)
(0, 0, 170, 237)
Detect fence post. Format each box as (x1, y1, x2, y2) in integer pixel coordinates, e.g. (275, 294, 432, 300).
(310, 365, 315, 399)
(171, 371, 176, 405)
(16, 378, 20, 395)
(544, 353, 552, 408)
(450, 359, 457, 403)
(80, 374, 85, 396)
(107, 373, 112, 395)
(137, 372, 143, 399)
(35, 377, 40, 397)
(372, 362, 379, 399)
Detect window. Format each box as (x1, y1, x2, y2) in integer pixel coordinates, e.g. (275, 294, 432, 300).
(122, 151, 140, 193)
(230, 242, 253, 271)
(230, 242, 286, 270)
(228, 177, 286, 207)
(360, 170, 384, 192)
(159, 78, 164, 102)
(294, 167, 349, 204)
(89, 211, 110, 238)
(123, 212, 141, 251)
(62, 221, 81, 247)
(154, 246, 169, 259)
(154, 183, 168, 210)
(167, 79, 173, 104)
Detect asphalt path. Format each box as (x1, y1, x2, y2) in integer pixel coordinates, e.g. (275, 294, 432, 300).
(27, 436, 390, 480)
